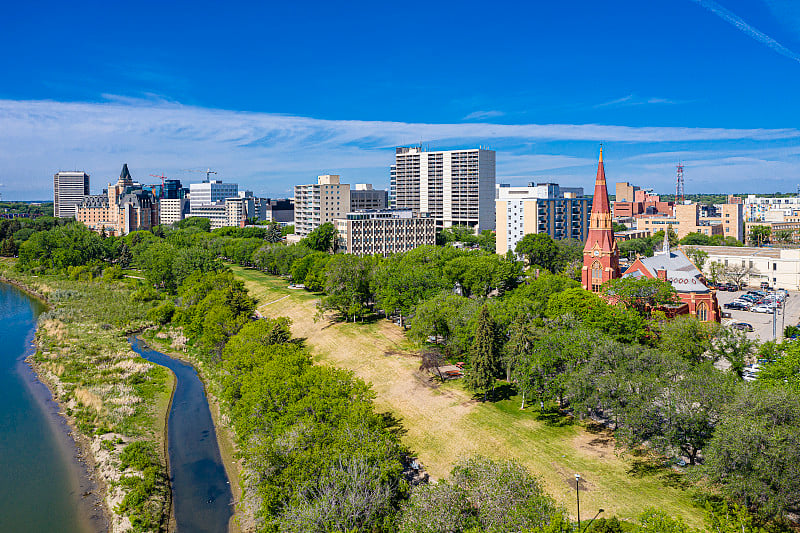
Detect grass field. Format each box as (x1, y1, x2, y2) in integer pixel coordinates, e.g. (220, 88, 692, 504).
(231, 265, 706, 527)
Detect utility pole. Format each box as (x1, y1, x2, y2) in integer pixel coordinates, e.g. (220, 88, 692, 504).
(575, 474, 581, 532)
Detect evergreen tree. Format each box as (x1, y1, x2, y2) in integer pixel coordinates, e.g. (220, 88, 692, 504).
(118, 243, 133, 268)
(465, 306, 501, 401)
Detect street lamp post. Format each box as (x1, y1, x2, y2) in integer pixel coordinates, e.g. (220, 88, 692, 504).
(575, 474, 581, 532)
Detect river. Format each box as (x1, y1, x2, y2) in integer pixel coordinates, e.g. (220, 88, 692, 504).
(0, 282, 98, 532)
(129, 336, 233, 532)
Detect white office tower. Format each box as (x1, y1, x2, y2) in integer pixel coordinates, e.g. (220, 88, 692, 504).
(294, 175, 351, 236)
(53, 171, 90, 218)
(392, 146, 496, 231)
(189, 180, 238, 205)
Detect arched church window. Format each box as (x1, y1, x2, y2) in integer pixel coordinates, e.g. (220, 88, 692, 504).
(591, 261, 602, 292)
(697, 302, 708, 322)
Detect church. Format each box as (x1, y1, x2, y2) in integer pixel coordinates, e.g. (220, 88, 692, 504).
(581, 149, 720, 322)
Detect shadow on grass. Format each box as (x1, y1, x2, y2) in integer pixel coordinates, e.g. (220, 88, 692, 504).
(533, 404, 575, 427)
(627, 454, 691, 490)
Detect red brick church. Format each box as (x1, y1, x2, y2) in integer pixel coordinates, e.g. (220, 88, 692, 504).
(581, 148, 720, 322)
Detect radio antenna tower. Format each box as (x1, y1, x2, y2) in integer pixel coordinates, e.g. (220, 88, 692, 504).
(676, 162, 685, 203)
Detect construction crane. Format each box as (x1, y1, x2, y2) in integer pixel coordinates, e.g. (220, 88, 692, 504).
(183, 168, 218, 182)
(149, 174, 168, 187)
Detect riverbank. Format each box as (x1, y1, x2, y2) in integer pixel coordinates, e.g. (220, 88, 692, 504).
(0, 260, 174, 532)
(140, 329, 255, 533)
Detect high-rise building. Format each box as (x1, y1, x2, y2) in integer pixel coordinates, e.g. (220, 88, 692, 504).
(495, 183, 590, 256)
(582, 149, 620, 292)
(392, 146, 496, 231)
(294, 175, 351, 236)
(53, 171, 90, 218)
(189, 180, 238, 205)
(335, 209, 436, 256)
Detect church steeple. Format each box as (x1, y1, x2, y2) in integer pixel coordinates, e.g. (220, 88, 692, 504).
(581, 147, 621, 292)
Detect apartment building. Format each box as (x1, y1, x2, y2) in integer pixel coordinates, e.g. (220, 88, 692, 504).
(189, 180, 238, 205)
(742, 195, 800, 221)
(392, 146, 496, 231)
(159, 198, 190, 225)
(294, 175, 351, 236)
(704, 203, 745, 242)
(350, 184, 388, 211)
(495, 183, 590, 256)
(53, 171, 90, 218)
(335, 209, 435, 256)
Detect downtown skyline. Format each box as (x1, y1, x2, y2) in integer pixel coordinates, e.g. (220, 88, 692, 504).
(2, 0, 800, 199)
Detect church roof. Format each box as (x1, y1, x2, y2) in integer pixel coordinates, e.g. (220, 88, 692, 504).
(623, 248, 710, 293)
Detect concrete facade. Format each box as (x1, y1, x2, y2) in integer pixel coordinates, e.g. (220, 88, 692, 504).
(392, 146, 496, 231)
(495, 183, 590, 256)
(189, 180, 238, 205)
(335, 209, 435, 256)
(53, 171, 90, 218)
(294, 175, 351, 236)
(690, 245, 800, 290)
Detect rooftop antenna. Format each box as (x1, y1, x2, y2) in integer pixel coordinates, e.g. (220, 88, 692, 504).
(676, 162, 685, 203)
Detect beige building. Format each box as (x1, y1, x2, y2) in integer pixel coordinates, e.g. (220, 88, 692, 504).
(495, 183, 590, 256)
(75, 165, 158, 235)
(392, 146, 496, 231)
(636, 203, 724, 239)
(335, 209, 435, 256)
(690, 245, 800, 290)
(703, 203, 745, 242)
(294, 175, 351, 236)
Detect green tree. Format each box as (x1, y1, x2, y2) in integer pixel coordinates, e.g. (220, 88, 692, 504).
(748, 225, 771, 246)
(684, 247, 709, 270)
(707, 261, 725, 284)
(704, 386, 800, 519)
(464, 306, 501, 401)
(601, 276, 678, 318)
(302, 222, 338, 252)
(318, 254, 373, 321)
(515, 233, 560, 271)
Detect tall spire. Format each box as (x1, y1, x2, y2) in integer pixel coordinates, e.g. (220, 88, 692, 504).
(581, 146, 621, 291)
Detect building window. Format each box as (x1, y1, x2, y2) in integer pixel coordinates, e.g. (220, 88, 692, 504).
(697, 302, 708, 322)
(591, 261, 602, 292)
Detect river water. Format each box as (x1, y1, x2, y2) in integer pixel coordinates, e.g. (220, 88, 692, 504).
(129, 336, 233, 532)
(0, 283, 94, 532)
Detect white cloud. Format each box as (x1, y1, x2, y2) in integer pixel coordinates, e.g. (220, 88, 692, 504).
(690, 0, 800, 63)
(463, 110, 506, 121)
(1, 97, 799, 199)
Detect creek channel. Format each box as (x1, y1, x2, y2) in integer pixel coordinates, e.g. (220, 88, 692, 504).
(129, 336, 233, 532)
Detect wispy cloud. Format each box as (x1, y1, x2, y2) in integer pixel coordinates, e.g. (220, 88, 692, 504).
(1, 97, 799, 198)
(463, 110, 506, 121)
(690, 0, 800, 63)
(594, 95, 683, 108)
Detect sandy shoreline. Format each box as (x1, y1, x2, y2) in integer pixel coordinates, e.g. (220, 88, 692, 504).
(0, 275, 111, 533)
(1, 274, 175, 533)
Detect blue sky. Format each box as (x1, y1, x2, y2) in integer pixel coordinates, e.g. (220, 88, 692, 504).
(2, 0, 800, 199)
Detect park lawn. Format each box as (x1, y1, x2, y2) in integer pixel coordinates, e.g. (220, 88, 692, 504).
(230, 264, 705, 527)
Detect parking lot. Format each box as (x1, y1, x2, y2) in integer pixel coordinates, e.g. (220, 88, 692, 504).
(716, 288, 800, 342)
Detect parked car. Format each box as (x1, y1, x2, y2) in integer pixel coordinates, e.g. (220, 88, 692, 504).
(731, 322, 754, 332)
(725, 283, 739, 291)
(739, 295, 759, 302)
(761, 281, 772, 289)
(724, 302, 750, 310)
(752, 305, 774, 313)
